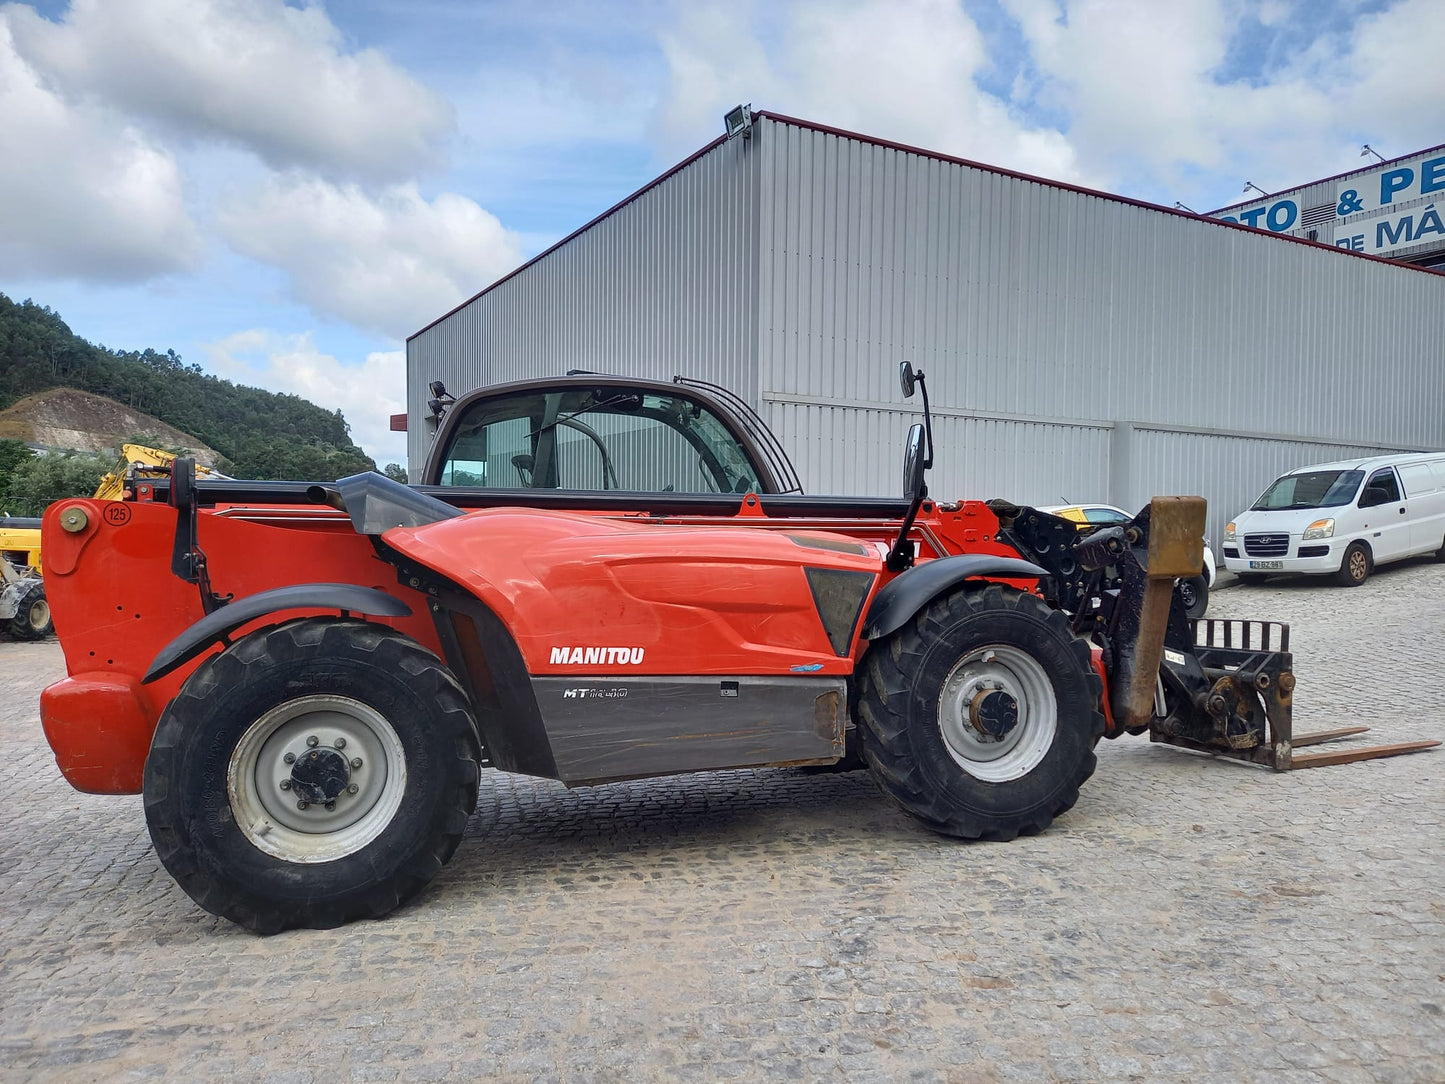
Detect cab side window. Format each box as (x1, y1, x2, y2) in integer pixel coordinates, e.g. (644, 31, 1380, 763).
(1359, 468, 1401, 507)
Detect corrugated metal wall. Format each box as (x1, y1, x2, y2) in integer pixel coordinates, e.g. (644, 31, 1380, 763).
(406, 135, 763, 469)
(408, 114, 1445, 555)
(751, 119, 1445, 549)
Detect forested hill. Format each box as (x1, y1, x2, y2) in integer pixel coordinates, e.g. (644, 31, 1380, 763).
(0, 293, 375, 479)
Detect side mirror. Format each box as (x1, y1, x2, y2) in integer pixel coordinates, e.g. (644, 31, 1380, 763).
(903, 423, 926, 500)
(899, 361, 917, 398)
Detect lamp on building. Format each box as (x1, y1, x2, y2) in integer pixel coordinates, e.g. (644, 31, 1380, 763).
(1242, 181, 1269, 199)
(1360, 144, 1386, 164)
(1173, 201, 1197, 214)
(724, 104, 753, 140)
(427, 380, 455, 420)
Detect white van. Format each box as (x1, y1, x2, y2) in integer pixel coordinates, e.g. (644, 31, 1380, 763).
(1223, 452, 1445, 586)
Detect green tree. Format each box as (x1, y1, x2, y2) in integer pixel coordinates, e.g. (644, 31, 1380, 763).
(6, 450, 111, 516)
(0, 292, 378, 474)
(0, 439, 34, 514)
(382, 463, 408, 483)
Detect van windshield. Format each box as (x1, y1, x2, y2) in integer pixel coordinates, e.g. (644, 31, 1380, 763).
(1251, 470, 1364, 510)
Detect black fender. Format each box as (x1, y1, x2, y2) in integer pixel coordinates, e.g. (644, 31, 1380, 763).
(143, 584, 412, 684)
(861, 554, 1050, 640)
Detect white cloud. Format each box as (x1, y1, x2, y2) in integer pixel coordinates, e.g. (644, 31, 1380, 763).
(0, 18, 200, 281)
(656, 0, 1079, 181)
(1003, 0, 1445, 205)
(5, 0, 453, 183)
(216, 176, 524, 341)
(201, 330, 408, 465)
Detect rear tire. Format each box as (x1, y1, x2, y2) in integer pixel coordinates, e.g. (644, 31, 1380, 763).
(7, 577, 52, 640)
(854, 585, 1104, 841)
(144, 619, 480, 933)
(1177, 575, 1209, 620)
(1336, 541, 1371, 587)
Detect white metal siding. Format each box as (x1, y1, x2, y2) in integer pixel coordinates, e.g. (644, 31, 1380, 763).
(408, 114, 1445, 537)
(751, 118, 1445, 524)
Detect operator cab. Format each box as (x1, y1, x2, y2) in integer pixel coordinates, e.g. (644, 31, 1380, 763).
(426, 376, 798, 496)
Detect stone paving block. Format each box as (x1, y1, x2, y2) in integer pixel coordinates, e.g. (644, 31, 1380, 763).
(1, 562, 1443, 1079)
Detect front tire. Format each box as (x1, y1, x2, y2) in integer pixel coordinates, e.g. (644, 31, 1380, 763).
(1336, 541, 1371, 587)
(855, 585, 1104, 841)
(144, 619, 480, 932)
(7, 577, 52, 640)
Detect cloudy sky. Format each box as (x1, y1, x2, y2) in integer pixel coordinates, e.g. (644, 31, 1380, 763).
(1, 0, 1441, 466)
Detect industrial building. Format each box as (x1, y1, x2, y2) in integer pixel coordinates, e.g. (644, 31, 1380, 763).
(406, 110, 1445, 551)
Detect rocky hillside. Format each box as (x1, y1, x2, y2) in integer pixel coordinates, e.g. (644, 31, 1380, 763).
(0, 388, 221, 466)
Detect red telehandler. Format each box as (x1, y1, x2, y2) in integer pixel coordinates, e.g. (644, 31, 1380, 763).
(38, 364, 1436, 931)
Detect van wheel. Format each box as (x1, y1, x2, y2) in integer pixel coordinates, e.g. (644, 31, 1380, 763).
(1435, 534, 1445, 561)
(1177, 575, 1208, 620)
(1336, 542, 1371, 587)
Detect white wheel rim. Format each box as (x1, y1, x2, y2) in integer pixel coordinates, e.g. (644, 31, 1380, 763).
(937, 644, 1057, 782)
(228, 695, 407, 863)
(28, 597, 50, 631)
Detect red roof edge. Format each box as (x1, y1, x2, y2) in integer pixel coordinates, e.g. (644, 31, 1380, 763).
(409, 112, 1445, 342)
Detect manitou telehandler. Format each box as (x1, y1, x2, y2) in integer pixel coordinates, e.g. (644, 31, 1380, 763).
(37, 365, 1436, 932)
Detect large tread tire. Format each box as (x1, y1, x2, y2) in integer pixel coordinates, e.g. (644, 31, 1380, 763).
(1335, 541, 1371, 587)
(855, 585, 1104, 841)
(143, 618, 480, 933)
(7, 577, 52, 640)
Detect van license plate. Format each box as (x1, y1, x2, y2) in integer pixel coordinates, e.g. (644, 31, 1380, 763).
(1249, 561, 1283, 570)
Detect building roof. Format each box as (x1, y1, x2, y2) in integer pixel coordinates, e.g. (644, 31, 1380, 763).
(410, 112, 1444, 342)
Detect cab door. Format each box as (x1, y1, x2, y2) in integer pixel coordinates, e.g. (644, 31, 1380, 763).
(1356, 467, 1410, 562)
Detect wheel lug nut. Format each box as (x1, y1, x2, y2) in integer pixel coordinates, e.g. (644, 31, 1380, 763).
(297, 800, 310, 810)
(324, 801, 336, 812)
(279, 779, 292, 791)
(351, 757, 363, 769)
(306, 735, 319, 747)
(347, 783, 359, 795)
(334, 737, 346, 749)
(283, 752, 296, 764)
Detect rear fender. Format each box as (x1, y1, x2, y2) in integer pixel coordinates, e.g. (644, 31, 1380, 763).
(143, 584, 412, 683)
(861, 554, 1050, 640)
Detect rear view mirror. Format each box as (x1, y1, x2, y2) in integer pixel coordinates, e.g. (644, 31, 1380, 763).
(899, 361, 917, 398)
(903, 423, 926, 500)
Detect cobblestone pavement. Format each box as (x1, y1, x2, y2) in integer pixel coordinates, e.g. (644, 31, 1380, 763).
(2, 560, 1443, 1083)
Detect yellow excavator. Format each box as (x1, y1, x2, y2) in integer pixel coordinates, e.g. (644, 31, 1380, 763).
(1, 445, 222, 638)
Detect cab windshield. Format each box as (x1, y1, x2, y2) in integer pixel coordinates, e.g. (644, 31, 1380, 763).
(1251, 470, 1363, 511)
(437, 387, 764, 494)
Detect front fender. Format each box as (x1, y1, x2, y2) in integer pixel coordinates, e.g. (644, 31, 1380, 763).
(861, 555, 1049, 640)
(143, 583, 412, 684)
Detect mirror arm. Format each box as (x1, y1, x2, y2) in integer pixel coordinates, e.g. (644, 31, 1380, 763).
(885, 488, 926, 571)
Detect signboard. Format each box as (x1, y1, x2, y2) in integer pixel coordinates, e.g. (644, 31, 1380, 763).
(1212, 148, 1445, 257)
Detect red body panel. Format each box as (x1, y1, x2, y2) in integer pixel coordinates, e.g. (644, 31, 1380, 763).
(388, 509, 880, 676)
(39, 499, 438, 793)
(38, 491, 1025, 795)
